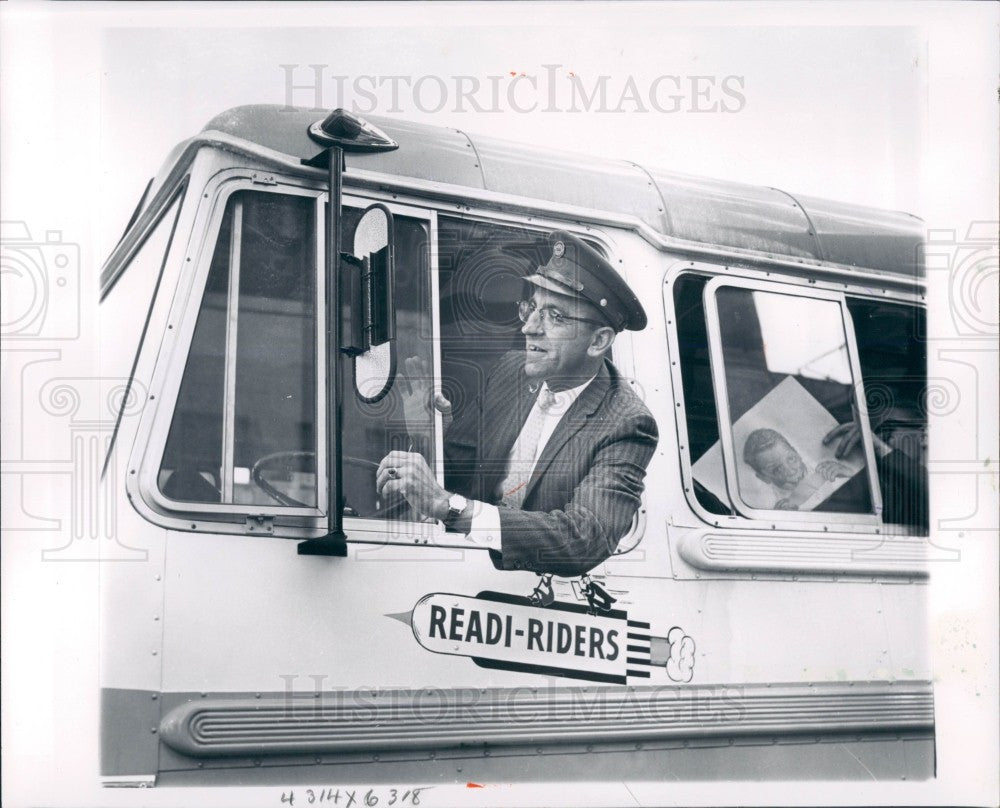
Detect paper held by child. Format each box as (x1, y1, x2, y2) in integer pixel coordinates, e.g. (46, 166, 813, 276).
(693, 376, 865, 512)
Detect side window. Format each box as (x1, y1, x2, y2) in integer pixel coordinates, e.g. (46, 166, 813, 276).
(436, 217, 614, 424)
(672, 270, 928, 533)
(339, 208, 435, 522)
(703, 281, 877, 520)
(437, 217, 544, 426)
(152, 186, 436, 526)
(846, 298, 928, 534)
(159, 189, 319, 508)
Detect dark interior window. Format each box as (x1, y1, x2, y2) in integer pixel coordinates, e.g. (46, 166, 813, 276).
(436, 217, 612, 425)
(672, 274, 728, 514)
(846, 298, 928, 533)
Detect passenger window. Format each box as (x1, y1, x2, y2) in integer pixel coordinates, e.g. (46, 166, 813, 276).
(703, 283, 876, 518)
(673, 270, 928, 533)
(159, 189, 319, 507)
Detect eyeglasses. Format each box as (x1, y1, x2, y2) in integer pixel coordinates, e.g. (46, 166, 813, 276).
(517, 299, 605, 329)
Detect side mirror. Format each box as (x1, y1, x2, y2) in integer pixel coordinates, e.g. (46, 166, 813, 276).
(344, 203, 396, 402)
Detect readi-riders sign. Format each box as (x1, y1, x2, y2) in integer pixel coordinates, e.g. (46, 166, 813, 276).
(409, 591, 695, 685)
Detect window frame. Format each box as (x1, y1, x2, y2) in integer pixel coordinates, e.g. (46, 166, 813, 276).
(128, 163, 648, 550)
(132, 173, 329, 528)
(703, 275, 883, 527)
(428, 211, 648, 555)
(129, 169, 447, 540)
(664, 260, 925, 535)
(102, 180, 188, 477)
(337, 195, 450, 544)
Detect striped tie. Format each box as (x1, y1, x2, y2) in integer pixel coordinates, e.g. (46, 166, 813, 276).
(500, 386, 555, 509)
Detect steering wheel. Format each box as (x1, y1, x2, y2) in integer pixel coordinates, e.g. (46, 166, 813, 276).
(250, 450, 411, 520)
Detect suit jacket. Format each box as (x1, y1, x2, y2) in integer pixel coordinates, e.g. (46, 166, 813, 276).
(444, 351, 659, 577)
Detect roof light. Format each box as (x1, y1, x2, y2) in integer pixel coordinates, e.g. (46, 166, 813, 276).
(307, 109, 398, 153)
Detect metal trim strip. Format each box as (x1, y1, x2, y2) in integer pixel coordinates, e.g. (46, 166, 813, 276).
(158, 681, 933, 758)
(678, 531, 932, 577)
(101, 133, 926, 302)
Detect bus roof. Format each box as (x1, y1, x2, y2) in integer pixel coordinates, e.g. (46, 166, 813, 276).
(196, 105, 922, 278)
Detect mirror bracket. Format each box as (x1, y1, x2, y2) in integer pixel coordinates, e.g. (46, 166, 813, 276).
(297, 112, 398, 558)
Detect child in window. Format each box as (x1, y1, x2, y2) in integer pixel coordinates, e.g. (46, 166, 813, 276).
(743, 428, 852, 510)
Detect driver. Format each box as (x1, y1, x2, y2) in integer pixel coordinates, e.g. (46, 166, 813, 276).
(375, 230, 658, 578)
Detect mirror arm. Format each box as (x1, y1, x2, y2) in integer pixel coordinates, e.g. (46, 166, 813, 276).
(297, 111, 398, 558)
(298, 145, 349, 557)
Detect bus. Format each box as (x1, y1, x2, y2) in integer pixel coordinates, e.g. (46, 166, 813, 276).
(99, 104, 933, 787)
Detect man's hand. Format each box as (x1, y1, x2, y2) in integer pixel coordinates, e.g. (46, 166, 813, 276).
(822, 421, 890, 459)
(376, 450, 449, 522)
(399, 356, 453, 434)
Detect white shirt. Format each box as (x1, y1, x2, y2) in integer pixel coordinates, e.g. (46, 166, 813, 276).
(462, 376, 596, 550)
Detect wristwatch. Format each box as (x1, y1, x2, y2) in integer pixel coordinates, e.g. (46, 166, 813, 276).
(443, 492, 468, 528)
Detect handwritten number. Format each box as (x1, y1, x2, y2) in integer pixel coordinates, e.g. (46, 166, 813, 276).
(281, 787, 427, 807)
